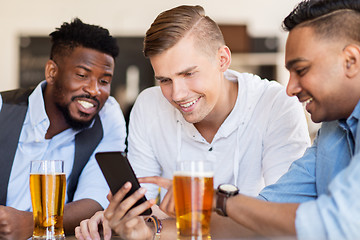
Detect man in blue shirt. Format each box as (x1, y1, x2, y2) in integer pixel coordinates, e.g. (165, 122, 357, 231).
(0, 18, 126, 239)
(211, 0, 360, 239)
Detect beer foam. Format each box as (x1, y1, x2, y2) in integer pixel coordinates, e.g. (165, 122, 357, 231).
(174, 171, 214, 177)
(30, 173, 65, 175)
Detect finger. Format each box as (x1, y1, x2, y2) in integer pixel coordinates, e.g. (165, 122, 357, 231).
(107, 187, 149, 224)
(78, 219, 92, 240)
(106, 191, 113, 202)
(104, 182, 132, 219)
(74, 226, 85, 240)
(159, 187, 176, 217)
(138, 176, 172, 189)
(102, 218, 112, 240)
(167, 186, 176, 217)
(123, 198, 156, 221)
(88, 212, 103, 240)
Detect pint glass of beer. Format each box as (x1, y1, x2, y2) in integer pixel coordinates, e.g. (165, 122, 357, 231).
(173, 160, 214, 239)
(30, 160, 66, 240)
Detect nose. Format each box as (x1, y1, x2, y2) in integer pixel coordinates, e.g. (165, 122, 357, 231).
(286, 74, 301, 97)
(84, 79, 101, 97)
(172, 78, 188, 102)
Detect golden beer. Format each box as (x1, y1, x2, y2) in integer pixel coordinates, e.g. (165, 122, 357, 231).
(30, 173, 66, 239)
(173, 172, 214, 238)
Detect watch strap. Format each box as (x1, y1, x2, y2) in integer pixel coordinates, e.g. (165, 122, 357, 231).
(215, 189, 228, 216)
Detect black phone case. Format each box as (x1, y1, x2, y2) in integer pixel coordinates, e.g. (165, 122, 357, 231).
(95, 151, 152, 216)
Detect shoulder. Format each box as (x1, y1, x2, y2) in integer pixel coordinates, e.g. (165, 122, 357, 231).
(135, 86, 164, 104)
(98, 96, 126, 130)
(227, 70, 283, 94)
(230, 70, 291, 104)
(130, 86, 177, 130)
(132, 86, 173, 114)
(99, 96, 123, 118)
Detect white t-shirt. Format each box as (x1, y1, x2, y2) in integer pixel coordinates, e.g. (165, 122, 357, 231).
(128, 70, 310, 199)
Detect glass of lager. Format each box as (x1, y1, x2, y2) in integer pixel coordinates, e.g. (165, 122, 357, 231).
(173, 160, 214, 240)
(30, 160, 66, 240)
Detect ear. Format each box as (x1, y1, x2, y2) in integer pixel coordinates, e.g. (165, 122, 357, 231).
(45, 60, 58, 84)
(343, 44, 360, 78)
(217, 45, 231, 72)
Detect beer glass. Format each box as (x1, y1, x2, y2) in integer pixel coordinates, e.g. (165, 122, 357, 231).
(30, 160, 66, 240)
(173, 160, 214, 239)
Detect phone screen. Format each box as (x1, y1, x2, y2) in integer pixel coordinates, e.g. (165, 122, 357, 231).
(95, 151, 152, 216)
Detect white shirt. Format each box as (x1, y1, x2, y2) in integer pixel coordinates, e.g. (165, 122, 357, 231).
(0, 81, 127, 210)
(128, 70, 311, 199)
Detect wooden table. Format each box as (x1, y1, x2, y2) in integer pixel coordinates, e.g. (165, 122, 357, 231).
(65, 214, 297, 240)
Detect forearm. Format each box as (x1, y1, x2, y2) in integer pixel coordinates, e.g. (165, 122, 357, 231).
(227, 194, 299, 236)
(63, 199, 103, 235)
(210, 213, 260, 238)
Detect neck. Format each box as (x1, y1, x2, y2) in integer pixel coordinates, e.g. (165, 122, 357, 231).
(43, 87, 70, 139)
(194, 78, 238, 143)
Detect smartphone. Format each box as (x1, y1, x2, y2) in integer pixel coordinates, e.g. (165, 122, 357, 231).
(95, 151, 152, 216)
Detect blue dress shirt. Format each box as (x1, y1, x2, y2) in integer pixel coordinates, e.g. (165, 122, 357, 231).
(259, 99, 360, 240)
(0, 81, 127, 211)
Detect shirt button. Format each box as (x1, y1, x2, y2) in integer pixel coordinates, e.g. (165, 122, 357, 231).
(209, 147, 213, 151)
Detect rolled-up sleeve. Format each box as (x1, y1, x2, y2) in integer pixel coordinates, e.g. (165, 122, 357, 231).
(295, 153, 360, 239)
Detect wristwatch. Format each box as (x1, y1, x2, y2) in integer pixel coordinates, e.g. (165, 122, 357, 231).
(215, 183, 239, 217)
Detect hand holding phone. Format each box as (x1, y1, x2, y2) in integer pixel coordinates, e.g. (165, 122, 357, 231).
(95, 151, 152, 216)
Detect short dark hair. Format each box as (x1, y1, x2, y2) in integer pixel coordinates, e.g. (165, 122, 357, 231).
(283, 0, 360, 42)
(49, 18, 119, 60)
(143, 5, 225, 58)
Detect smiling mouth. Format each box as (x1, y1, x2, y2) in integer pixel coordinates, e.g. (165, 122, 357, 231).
(77, 100, 95, 109)
(179, 97, 200, 108)
(303, 97, 313, 105)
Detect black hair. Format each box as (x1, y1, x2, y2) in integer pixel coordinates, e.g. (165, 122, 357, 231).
(283, 0, 360, 30)
(283, 0, 360, 42)
(49, 18, 119, 60)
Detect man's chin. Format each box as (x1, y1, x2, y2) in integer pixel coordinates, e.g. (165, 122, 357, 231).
(66, 115, 94, 131)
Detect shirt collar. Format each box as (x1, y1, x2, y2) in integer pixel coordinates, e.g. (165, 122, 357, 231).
(340, 99, 360, 140)
(349, 99, 360, 121)
(28, 81, 49, 129)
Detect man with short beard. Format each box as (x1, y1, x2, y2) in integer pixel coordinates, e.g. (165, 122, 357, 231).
(0, 18, 126, 239)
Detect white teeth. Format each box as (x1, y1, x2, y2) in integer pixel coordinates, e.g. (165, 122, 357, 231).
(180, 99, 198, 108)
(78, 100, 94, 109)
(304, 98, 313, 105)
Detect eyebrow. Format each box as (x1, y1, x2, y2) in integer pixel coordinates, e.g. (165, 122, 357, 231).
(154, 66, 198, 81)
(76, 65, 113, 77)
(285, 58, 308, 70)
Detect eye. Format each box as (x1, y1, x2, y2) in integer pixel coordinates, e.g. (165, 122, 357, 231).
(184, 72, 195, 77)
(100, 79, 110, 85)
(295, 67, 308, 76)
(155, 77, 171, 84)
(160, 79, 171, 84)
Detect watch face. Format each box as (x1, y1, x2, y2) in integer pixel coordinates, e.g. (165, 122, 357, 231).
(219, 184, 238, 193)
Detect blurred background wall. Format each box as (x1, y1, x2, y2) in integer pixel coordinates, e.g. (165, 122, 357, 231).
(0, 0, 320, 138)
(0, 0, 301, 90)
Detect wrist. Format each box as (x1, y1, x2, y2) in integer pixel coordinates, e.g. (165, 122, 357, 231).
(215, 184, 239, 217)
(146, 215, 162, 240)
